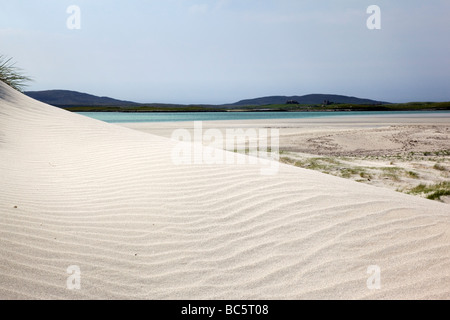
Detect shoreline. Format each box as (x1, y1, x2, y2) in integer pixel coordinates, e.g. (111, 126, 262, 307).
(79, 110, 450, 125)
(1, 82, 449, 299)
(119, 114, 450, 203)
(118, 112, 450, 135)
(61, 101, 450, 113)
(72, 109, 450, 113)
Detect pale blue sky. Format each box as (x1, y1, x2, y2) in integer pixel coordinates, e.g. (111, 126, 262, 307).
(1, 0, 449, 104)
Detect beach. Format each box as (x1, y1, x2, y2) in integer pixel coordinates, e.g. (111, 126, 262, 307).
(121, 115, 450, 203)
(1, 81, 449, 299)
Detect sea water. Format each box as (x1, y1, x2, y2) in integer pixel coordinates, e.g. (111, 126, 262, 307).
(77, 111, 450, 123)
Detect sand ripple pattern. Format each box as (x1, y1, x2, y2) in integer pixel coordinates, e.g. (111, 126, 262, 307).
(0, 82, 449, 299)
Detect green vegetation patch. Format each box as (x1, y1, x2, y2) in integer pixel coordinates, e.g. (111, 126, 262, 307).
(280, 156, 339, 172)
(407, 171, 419, 179)
(61, 101, 450, 113)
(433, 163, 447, 171)
(0, 55, 32, 92)
(408, 181, 450, 201)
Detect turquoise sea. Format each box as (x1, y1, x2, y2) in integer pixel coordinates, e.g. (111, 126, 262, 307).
(78, 111, 450, 123)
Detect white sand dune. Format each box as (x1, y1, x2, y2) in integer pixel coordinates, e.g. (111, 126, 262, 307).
(0, 81, 449, 300)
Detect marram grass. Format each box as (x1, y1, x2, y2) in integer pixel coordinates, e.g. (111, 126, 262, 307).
(0, 55, 32, 92)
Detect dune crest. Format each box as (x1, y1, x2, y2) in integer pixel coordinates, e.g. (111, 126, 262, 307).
(0, 81, 449, 299)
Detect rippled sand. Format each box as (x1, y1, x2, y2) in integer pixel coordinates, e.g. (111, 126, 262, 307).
(0, 82, 449, 299)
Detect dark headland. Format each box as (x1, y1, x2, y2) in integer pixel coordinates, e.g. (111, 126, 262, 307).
(25, 90, 450, 112)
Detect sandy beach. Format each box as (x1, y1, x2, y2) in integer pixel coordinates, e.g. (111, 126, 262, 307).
(120, 114, 450, 157)
(1, 81, 450, 299)
(122, 115, 450, 203)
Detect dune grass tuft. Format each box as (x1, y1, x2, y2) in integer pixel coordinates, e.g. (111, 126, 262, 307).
(408, 181, 450, 201)
(0, 55, 32, 92)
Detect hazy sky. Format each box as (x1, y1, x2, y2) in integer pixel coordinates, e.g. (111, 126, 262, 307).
(1, 0, 449, 104)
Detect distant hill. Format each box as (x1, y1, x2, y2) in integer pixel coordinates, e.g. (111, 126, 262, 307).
(25, 90, 387, 108)
(227, 94, 387, 106)
(24, 90, 139, 107)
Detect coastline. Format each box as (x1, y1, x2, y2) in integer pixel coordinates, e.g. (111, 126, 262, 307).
(120, 113, 450, 203)
(1, 82, 449, 299)
(78, 110, 450, 124)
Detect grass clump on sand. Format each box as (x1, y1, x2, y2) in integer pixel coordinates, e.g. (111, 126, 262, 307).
(408, 181, 450, 201)
(280, 156, 342, 173)
(433, 163, 447, 171)
(340, 167, 362, 179)
(407, 171, 419, 179)
(0, 55, 32, 92)
(380, 167, 402, 181)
